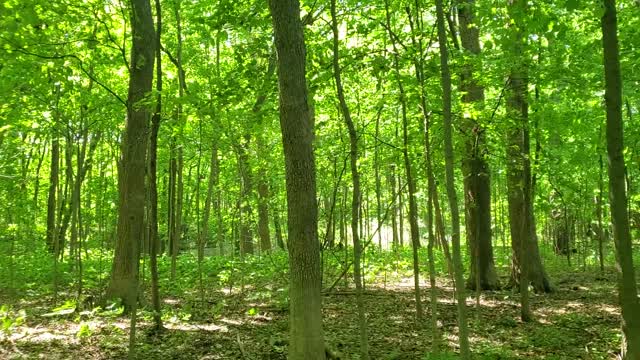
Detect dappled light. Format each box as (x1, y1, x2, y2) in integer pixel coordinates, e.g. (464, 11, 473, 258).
(1, 0, 640, 358)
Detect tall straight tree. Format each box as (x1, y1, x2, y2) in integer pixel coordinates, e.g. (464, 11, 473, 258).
(383, 0, 423, 321)
(601, 0, 640, 357)
(458, 0, 499, 291)
(46, 82, 61, 255)
(435, 0, 471, 357)
(330, 0, 368, 357)
(147, 0, 163, 331)
(268, 0, 325, 358)
(504, 0, 551, 295)
(108, 0, 155, 312)
(505, 0, 533, 322)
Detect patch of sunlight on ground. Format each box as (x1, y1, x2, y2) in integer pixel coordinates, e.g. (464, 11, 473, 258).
(595, 303, 619, 315)
(163, 323, 228, 332)
(219, 317, 243, 326)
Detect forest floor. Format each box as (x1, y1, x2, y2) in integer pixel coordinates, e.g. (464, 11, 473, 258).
(0, 253, 625, 359)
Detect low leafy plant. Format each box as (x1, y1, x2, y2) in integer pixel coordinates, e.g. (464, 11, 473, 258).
(1, 304, 26, 335)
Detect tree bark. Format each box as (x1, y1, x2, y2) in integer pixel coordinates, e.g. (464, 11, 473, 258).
(147, 0, 163, 330)
(108, 0, 155, 310)
(269, 0, 325, 358)
(458, 0, 499, 291)
(505, 0, 551, 295)
(202, 141, 218, 260)
(383, 0, 422, 321)
(330, 0, 369, 356)
(237, 138, 254, 257)
(46, 83, 61, 254)
(436, 0, 471, 356)
(601, 0, 640, 356)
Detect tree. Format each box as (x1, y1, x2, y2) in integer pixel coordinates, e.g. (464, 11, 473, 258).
(383, 0, 423, 321)
(601, 0, 640, 356)
(330, 0, 368, 357)
(147, 0, 163, 331)
(435, 0, 471, 356)
(458, 0, 499, 291)
(108, 0, 155, 311)
(268, 0, 325, 358)
(504, 0, 551, 297)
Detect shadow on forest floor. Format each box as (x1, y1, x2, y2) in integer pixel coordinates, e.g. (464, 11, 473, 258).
(0, 269, 623, 359)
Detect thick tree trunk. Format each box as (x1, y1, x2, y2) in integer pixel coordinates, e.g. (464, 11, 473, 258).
(458, 0, 499, 291)
(505, 0, 551, 295)
(269, 0, 325, 358)
(108, 0, 155, 311)
(601, 0, 640, 356)
(436, 0, 471, 356)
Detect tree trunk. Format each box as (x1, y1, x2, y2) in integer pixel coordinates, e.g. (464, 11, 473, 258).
(274, 205, 285, 250)
(237, 139, 254, 256)
(458, 0, 499, 291)
(597, 153, 605, 273)
(436, 0, 471, 356)
(108, 0, 155, 312)
(257, 175, 272, 253)
(601, 0, 640, 356)
(147, 0, 163, 330)
(374, 113, 382, 249)
(387, 164, 399, 250)
(202, 141, 218, 260)
(384, 0, 422, 321)
(330, 0, 369, 356)
(170, 0, 186, 278)
(46, 83, 61, 254)
(269, 0, 325, 357)
(505, 0, 551, 295)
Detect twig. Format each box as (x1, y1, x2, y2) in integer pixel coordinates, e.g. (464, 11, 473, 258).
(236, 333, 248, 359)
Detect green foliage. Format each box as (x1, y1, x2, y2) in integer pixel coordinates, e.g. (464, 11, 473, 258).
(76, 322, 92, 338)
(0, 305, 25, 334)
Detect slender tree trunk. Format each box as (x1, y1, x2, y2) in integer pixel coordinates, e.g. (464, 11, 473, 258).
(47, 83, 61, 254)
(601, 0, 640, 356)
(330, 0, 368, 356)
(597, 153, 606, 273)
(388, 164, 399, 250)
(33, 141, 47, 221)
(146, 0, 163, 330)
(170, 0, 186, 278)
(57, 135, 74, 259)
(274, 204, 285, 250)
(257, 172, 272, 253)
(237, 141, 254, 256)
(374, 114, 382, 249)
(505, 0, 534, 322)
(436, 0, 471, 356)
(269, 0, 325, 357)
(384, 0, 422, 321)
(202, 141, 218, 260)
